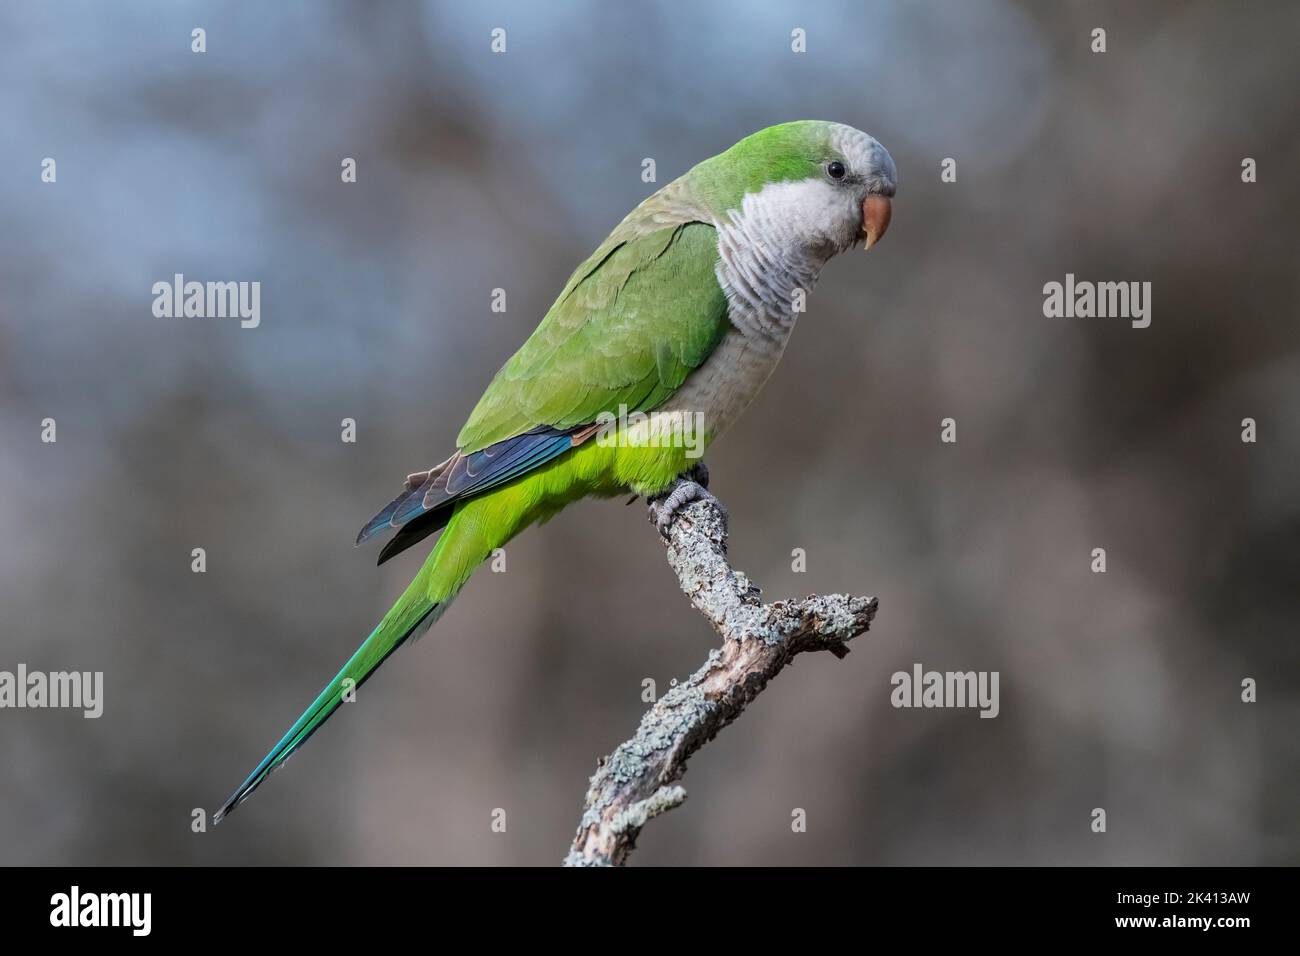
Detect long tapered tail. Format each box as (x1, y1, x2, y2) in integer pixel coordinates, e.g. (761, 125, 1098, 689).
(213, 594, 441, 823)
(214, 507, 494, 823)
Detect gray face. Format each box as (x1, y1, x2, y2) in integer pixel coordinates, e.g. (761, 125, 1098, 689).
(825, 124, 896, 255)
(828, 123, 898, 198)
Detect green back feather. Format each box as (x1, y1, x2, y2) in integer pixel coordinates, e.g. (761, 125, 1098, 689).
(457, 221, 729, 452)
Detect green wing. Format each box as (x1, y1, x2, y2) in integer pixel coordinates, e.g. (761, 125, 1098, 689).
(457, 204, 730, 453)
(356, 185, 731, 563)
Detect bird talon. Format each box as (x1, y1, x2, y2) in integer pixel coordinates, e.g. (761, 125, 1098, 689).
(650, 477, 722, 537)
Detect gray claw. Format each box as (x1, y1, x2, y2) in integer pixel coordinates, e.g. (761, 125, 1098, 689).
(651, 477, 725, 537)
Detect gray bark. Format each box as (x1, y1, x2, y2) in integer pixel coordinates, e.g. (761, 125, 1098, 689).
(563, 480, 879, 866)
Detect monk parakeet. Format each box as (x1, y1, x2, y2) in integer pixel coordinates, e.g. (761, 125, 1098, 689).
(215, 120, 895, 822)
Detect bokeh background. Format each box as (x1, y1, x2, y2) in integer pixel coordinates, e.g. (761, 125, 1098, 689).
(1, 0, 1296, 866)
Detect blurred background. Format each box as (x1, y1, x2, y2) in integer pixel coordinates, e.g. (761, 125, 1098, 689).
(1, 0, 1296, 866)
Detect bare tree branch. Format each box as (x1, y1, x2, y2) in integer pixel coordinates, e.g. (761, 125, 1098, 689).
(563, 479, 879, 867)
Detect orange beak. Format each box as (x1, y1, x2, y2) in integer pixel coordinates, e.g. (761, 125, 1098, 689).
(862, 194, 892, 250)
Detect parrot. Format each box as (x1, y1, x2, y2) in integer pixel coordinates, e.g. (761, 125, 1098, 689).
(214, 120, 895, 822)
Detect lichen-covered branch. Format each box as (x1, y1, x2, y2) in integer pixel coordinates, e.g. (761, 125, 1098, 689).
(563, 479, 878, 866)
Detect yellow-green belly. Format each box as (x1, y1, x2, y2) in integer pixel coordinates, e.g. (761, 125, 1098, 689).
(419, 438, 698, 604)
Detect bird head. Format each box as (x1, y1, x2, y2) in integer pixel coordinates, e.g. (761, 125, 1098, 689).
(694, 120, 896, 262)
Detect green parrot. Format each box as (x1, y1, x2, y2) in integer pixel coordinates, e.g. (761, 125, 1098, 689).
(214, 120, 895, 822)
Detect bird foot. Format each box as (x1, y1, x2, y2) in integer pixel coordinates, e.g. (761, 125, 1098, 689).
(649, 463, 725, 537)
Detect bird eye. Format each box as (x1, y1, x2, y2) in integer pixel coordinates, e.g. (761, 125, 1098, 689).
(827, 160, 846, 180)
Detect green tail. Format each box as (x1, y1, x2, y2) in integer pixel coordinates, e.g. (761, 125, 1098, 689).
(214, 509, 492, 823)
